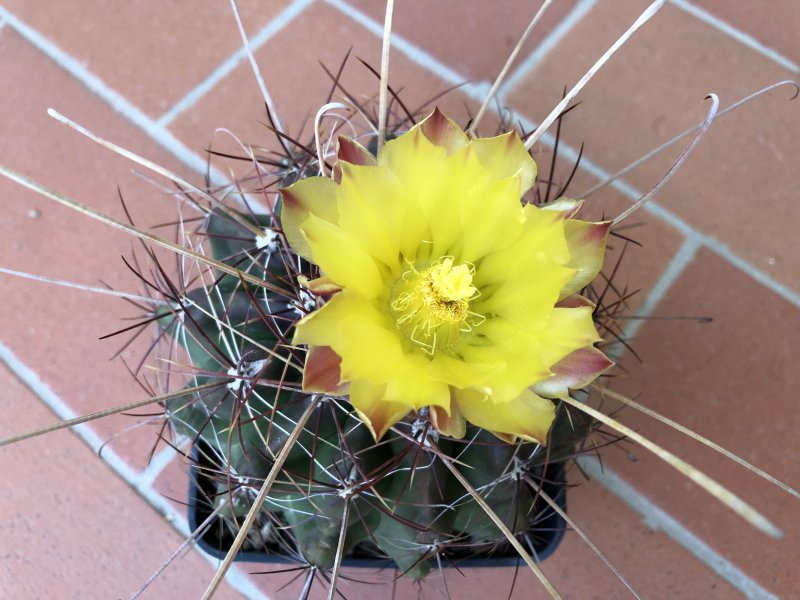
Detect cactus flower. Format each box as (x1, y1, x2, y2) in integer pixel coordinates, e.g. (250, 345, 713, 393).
(280, 109, 612, 442)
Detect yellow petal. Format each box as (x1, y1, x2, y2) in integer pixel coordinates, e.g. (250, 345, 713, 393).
(426, 352, 504, 390)
(279, 177, 339, 261)
(294, 292, 448, 418)
(378, 126, 448, 182)
(417, 147, 493, 261)
(473, 254, 573, 329)
(459, 324, 551, 404)
(473, 204, 570, 288)
(375, 128, 455, 261)
(349, 379, 411, 441)
(453, 387, 555, 444)
(294, 290, 406, 385)
(531, 347, 613, 398)
(560, 220, 612, 298)
(299, 213, 386, 300)
(431, 399, 466, 439)
(337, 163, 405, 271)
(336, 136, 376, 166)
(536, 306, 602, 367)
(297, 297, 450, 415)
(386, 355, 451, 412)
(418, 107, 470, 155)
(540, 196, 584, 219)
(455, 164, 525, 262)
(472, 131, 538, 195)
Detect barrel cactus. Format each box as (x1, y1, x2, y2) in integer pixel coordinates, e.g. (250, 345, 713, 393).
(160, 108, 613, 582)
(0, 2, 793, 597)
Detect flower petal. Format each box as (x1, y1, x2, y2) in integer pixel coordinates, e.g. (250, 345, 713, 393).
(473, 131, 538, 195)
(299, 213, 386, 300)
(374, 128, 454, 260)
(337, 163, 405, 270)
(298, 275, 342, 297)
(297, 275, 342, 298)
(280, 177, 339, 261)
(333, 136, 377, 183)
(294, 290, 406, 385)
(431, 399, 466, 439)
(337, 136, 376, 166)
(349, 379, 412, 441)
(386, 353, 451, 412)
(303, 345, 348, 395)
(378, 126, 448, 181)
(532, 347, 613, 398)
(556, 294, 595, 309)
(418, 107, 469, 155)
(473, 204, 570, 289)
(561, 220, 612, 298)
(294, 290, 451, 418)
(427, 352, 504, 390)
(540, 196, 584, 219)
(536, 306, 602, 367)
(454, 387, 555, 444)
(411, 145, 498, 261)
(457, 170, 525, 262)
(460, 340, 551, 405)
(474, 254, 573, 328)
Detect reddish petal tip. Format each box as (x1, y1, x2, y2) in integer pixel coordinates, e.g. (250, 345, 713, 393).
(303, 345, 347, 395)
(336, 136, 376, 167)
(418, 108, 469, 154)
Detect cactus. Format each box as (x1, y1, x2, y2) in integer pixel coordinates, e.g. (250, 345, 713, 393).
(150, 102, 614, 583)
(163, 201, 594, 581)
(0, 3, 795, 598)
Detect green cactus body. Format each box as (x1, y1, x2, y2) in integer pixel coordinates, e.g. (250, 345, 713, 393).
(164, 207, 571, 578)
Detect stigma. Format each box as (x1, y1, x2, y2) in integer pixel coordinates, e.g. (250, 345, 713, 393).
(390, 257, 483, 354)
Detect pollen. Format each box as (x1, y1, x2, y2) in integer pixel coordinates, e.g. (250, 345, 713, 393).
(425, 258, 476, 304)
(390, 257, 482, 354)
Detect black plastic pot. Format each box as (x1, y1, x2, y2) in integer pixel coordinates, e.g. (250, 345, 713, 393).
(187, 446, 568, 567)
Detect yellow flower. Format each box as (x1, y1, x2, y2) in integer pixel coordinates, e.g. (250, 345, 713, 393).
(280, 109, 612, 442)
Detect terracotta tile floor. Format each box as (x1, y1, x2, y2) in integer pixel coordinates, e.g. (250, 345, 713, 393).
(0, 1, 798, 598)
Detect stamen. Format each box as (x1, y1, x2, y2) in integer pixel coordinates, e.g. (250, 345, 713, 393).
(390, 257, 483, 355)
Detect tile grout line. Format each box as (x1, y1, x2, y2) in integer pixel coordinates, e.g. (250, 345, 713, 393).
(501, 0, 598, 95)
(1, 2, 794, 595)
(326, 0, 800, 313)
(611, 234, 702, 358)
(328, 1, 795, 596)
(705, 239, 800, 306)
(512, 123, 800, 309)
(157, 0, 314, 128)
(139, 443, 179, 487)
(515, 109, 800, 307)
(670, 0, 800, 74)
(0, 5, 230, 186)
(0, 4, 327, 595)
(577, 456, 778, 600)
(0, 2, 735, 597)
(325, 0, 493, 100)
(2, 5, 794, 323)
(1, 0, 313, 486)
(0, 343, 269, 600)
(0, 5, 325, 596)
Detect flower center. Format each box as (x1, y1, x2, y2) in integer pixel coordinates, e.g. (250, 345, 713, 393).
(390, 257, 483, 355)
